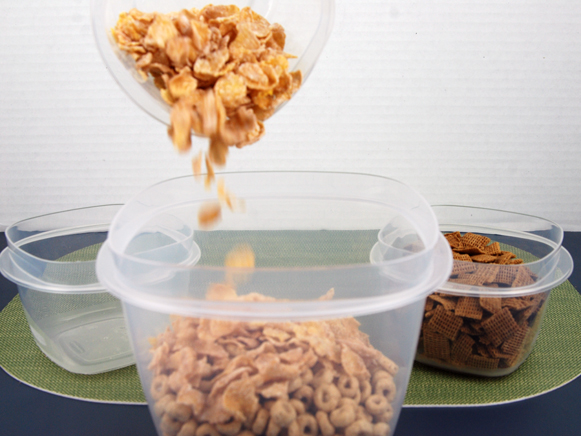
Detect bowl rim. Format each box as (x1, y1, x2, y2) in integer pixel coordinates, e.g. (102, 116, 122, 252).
(89, 0, 337, 126)
(0, 204, 123, 294)
(431, 204, 573, 297)
(96, 232, 453, 319)
(95, 171, 453, 319)
(105, 171, 442, 271)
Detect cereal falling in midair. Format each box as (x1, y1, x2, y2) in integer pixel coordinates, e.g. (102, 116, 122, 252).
(113, 4, 302, 230)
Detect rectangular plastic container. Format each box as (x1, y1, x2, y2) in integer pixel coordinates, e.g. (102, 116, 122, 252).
(0, 205, 135, 374)
(415, 205, 573, 377)
(96, 172, 453, 436)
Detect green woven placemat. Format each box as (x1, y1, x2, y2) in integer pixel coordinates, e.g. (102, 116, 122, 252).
(1, 279, 579, 405)
(0, 241, 145, 403)
(0, 295, 145, 403)
(1, 235, 580, 406)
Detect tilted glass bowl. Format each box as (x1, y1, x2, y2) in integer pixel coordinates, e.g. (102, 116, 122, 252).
(91, 0, 335, 126)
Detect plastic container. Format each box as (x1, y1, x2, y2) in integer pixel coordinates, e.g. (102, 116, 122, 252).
(415, 205, 574, 377)
(91, 0, 336, 127)
(0, 205, 136, 374)
(96, 172, 453, 436)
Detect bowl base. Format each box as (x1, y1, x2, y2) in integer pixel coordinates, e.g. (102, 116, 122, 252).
(23, 300, 134, 375)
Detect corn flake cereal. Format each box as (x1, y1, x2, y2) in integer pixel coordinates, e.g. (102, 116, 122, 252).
(113, 5, 301, 161)
(148, 277, 400, 435)
(113, 5, 302, 231)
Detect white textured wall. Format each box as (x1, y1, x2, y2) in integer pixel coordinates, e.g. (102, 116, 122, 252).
(1, 0, 581, 230)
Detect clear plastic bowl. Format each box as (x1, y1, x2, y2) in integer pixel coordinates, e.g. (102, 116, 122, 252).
(96, 171, 453, 436)
(90, 0, 336, 126)
(415, 205, 574, 377)
(0, 205, 137, 375)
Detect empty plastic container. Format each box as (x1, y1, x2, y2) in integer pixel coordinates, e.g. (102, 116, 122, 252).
(96, 171, 453, 436)
(415, 205, 574, 377)
(0, 205, 136, 374)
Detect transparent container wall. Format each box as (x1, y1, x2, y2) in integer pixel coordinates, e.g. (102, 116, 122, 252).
(110, 174, 439, 302)
(110, 174, 439, 250)
(416, 289, 552, 377)
(97, 173, 450, 434)
(434, 206, 563, 250)
(11, 226, 135, 375)
(5, 205, 120, 288)
(122, 296, 426, 436)
(124, 210, 199, 264)
(435, 205, 563, 280)
(414, 205, 573, 377)
(433, 206, 563, 260)
(115, 209, 430, 303)
(19, 284, 132, 375)
(0, 205, 135, 374)
(91, 0, 335, 125)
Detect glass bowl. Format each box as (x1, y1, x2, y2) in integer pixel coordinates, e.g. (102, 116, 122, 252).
(91, 0, 336, 126)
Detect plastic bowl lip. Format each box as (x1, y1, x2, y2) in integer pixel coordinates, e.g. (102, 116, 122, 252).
(0, 205, 122, 294)
(96, 234, 453, 320)
(90, 0, 337, 126)
(374, 229, 437, 269)
(438, 246, 573, 298)
(106, 170, 441, 272)
(432, 204, 565, 248)
(0, 247, 109, 294)
(430, 204, 573, 298)
(4, 204, 122, 265)
(434, 203, 565, 267)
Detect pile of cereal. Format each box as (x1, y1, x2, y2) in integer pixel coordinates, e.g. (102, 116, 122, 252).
(113, 4, 301, 230)
(112, 5, 302, 166)
(148, 286, 399, 436)
(417, 232, 546, 372)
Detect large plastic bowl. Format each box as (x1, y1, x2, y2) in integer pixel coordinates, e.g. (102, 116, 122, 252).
(415, 205, 574, 377)
(96, 171, 452, 436)
(91, 0, 336, 126)
(0, 205, 136, 374)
